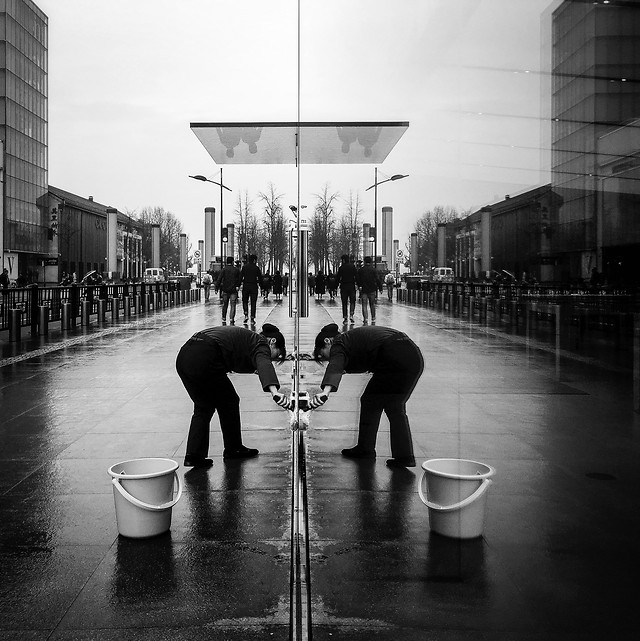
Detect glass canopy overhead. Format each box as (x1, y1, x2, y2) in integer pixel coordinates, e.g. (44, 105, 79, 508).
(190, 121, 409, 165)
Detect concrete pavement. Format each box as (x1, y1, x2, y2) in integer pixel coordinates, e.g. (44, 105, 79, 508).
(0, 292, 638, 639)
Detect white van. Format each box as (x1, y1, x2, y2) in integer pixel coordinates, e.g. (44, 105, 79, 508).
(431, 267, 454, 282)
(143, 267, 166, 283)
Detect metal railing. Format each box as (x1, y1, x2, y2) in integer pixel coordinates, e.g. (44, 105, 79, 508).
(1, 282, 198, 337)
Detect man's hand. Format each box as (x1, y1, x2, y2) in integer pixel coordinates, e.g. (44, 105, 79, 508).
(309, 393, 329, 409)
(272, 392, 293, 410)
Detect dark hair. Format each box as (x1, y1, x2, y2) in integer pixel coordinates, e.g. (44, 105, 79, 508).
(340, 254, 349, 262)
(364, 256, 372, 264)
(261, 323, 286, 362)
(313, 323, 340, 361)
(226, 256, 234, 265)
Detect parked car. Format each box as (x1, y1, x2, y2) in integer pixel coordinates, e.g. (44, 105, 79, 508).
(143, 268, 167, 283)
(431, 267, 454, 282)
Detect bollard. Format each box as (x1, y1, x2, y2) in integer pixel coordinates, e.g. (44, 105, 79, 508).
(170, 291, 175, 307)
(468, 296, 475, 320)
(38, 305, 49, 336)
(135, 294, 141, 314)
(124, 296, 132, 319)
(111, 297, 120, 322)
(9, 308, 22, 342)
(97, 299, 106, 324)
(153, 292, 160, 310)
(81, 300, 91, 326)
(61, 302, 71, 331)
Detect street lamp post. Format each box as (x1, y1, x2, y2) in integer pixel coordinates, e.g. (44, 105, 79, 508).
(189, 172, 232, 265)
(365, 169, 408, 272)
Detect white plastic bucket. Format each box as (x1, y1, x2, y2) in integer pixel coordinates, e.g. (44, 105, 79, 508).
(418, 458, 495, 539)
(108, 458, 183, 538)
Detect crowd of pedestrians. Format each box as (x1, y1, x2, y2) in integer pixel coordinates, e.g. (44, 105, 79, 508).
(202, 254, 397, 326)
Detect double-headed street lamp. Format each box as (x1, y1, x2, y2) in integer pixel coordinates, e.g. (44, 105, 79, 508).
(365, 169, 408, 271)
(189, 171, 233, 262)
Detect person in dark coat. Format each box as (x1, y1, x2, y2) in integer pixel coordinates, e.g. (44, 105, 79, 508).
(326, 271, 337, 299)
(336, 254, 358, 323)
(272, 271, 283, 301)
(176, 324, 292, 466)
(315, 270, 326, 300)
(215, 257, 241, 323)
(240, 254, 262, 324)
(310, 323, 424, 468)
(356, 256, 383, 323)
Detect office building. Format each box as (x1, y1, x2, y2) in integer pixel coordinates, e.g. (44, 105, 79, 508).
(549, 0, 640, 284)
(0, 0, 48, 283)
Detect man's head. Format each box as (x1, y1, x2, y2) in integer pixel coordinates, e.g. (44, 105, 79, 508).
(364, 256, 372, 264)
(226, 256, 234, 265)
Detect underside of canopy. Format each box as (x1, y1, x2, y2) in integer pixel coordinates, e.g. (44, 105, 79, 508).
(190, 121, 409, 165)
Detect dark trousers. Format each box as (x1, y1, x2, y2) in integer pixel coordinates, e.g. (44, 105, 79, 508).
(356, 337, 424, 458)
(242, 285, 258, 319)
(340, 284, 357, 318)
(176, 339, 243, 458)
(221, 291, 238, 320)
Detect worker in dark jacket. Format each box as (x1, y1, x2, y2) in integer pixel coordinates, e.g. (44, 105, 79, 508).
(176, 324, 291, 467)
(336, 254, 358, 324)
(310, 324, 424, 468)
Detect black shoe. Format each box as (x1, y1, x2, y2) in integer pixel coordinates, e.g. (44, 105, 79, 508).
(341, 446, 376, 459)
(386, 457, 416, 468)
(184, 457, 214, 468)
(223, 446, 259, 460)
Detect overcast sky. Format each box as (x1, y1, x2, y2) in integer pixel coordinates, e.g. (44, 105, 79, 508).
(37, 0, 552, 253)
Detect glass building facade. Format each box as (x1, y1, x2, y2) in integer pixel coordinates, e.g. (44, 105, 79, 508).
(550, 0, 640, 283)
(0, 0, 47, 281)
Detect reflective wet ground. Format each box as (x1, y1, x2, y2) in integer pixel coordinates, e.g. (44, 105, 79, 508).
(1, 294, 638, 640)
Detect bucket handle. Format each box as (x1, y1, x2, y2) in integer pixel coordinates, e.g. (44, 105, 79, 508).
(418, 470, 492, 512)
(112, 471, 183, 512)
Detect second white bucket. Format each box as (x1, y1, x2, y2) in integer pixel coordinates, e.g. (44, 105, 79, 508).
(418, 458, 495, 539)
(108, 458, 183, 539)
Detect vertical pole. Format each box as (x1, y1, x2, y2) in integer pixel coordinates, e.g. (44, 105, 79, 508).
(374, 167, 378, 270)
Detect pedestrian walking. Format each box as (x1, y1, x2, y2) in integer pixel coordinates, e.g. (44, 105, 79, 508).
(240, 254, 262, 325)
(283, 272, 289, 295)
(310, 323, 424, 468)
(202, 272, 213, 301)
(315, 270, 326, 300)
(261, 272, 272, 300)
(215, 257, 241, 323)
(357, 256, 383, 323)
(384, 272, 396, 301)
(336, 254, 358, 324)
(308, 273, 316, 296)
(326, 271, 337, 299)
(272, 270, 283, 301)
(176, 324, 292, 467)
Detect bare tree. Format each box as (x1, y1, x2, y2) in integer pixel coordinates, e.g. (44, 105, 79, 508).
(414, 205, 463, 270)
(331, 190, 364, 271)
(258, 183, 288, 273)
(309, 184, 339, 273)
(134, 206, 186, 273)
(234, 190, 263, 261)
